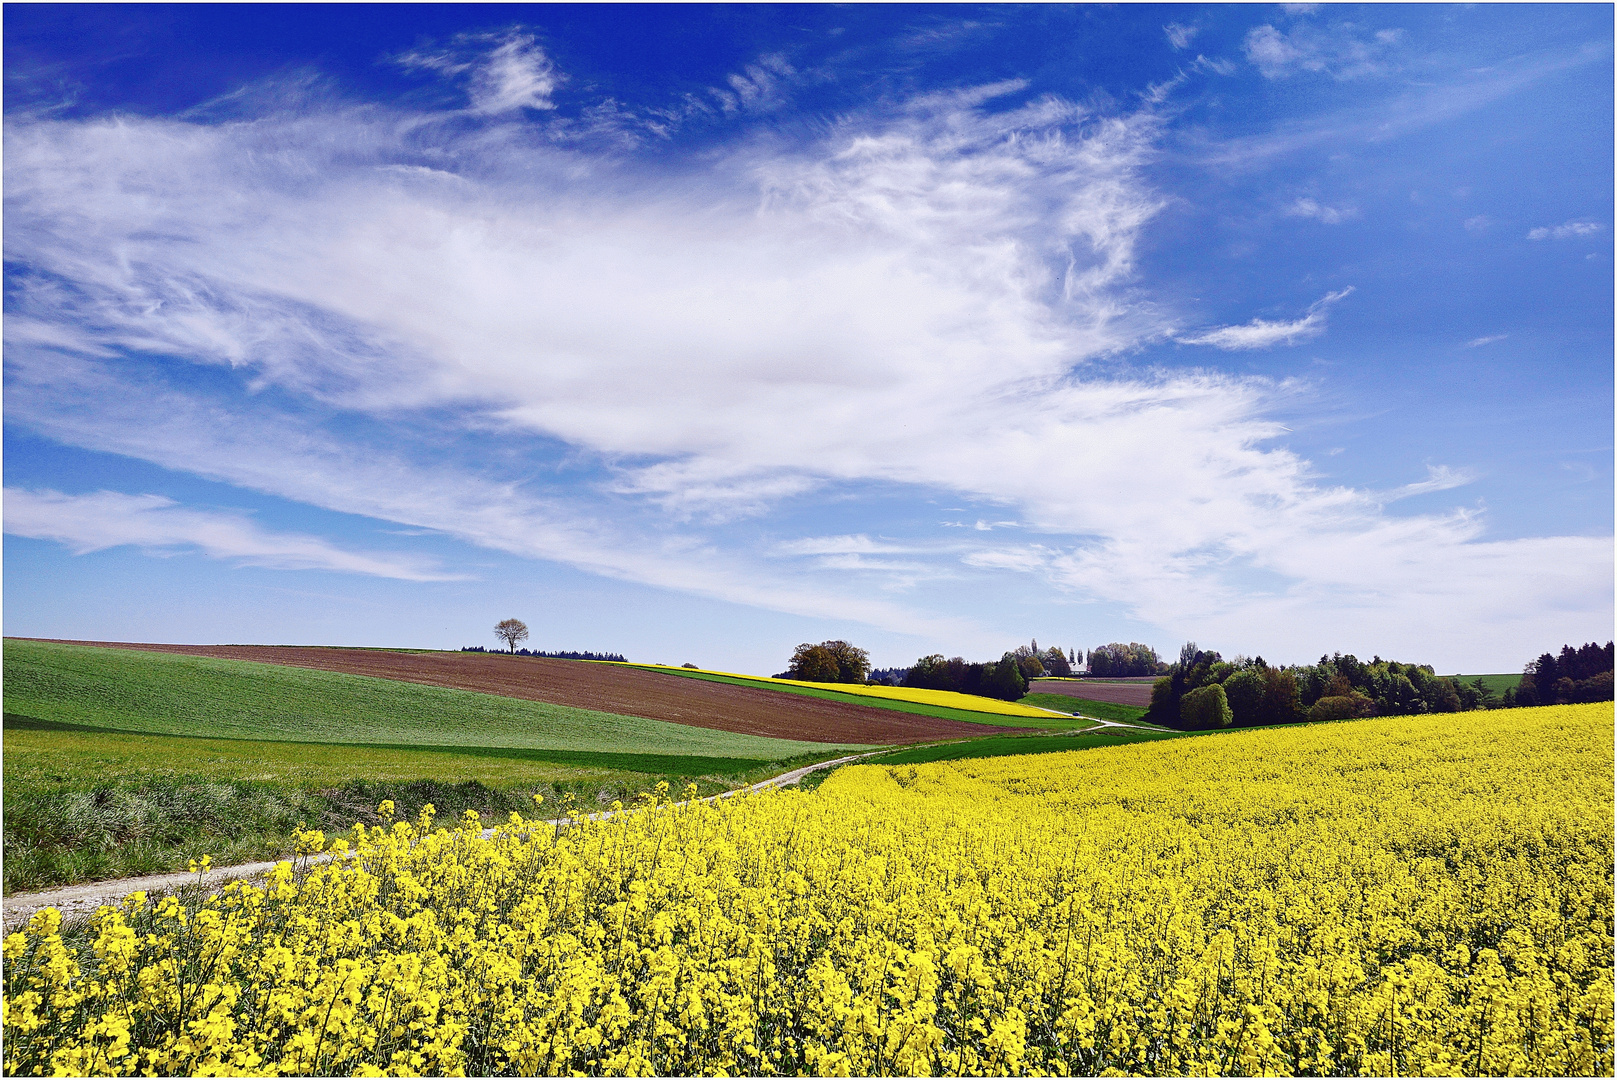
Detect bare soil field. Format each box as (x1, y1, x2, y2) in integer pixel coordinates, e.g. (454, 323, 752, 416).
(1028, 678, 1155, 707)
(31, 641, 1017, 745)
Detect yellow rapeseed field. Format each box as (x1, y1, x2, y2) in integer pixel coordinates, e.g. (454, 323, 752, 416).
(4, 704, 1611, 1076)
(628, 664, 1066, 719)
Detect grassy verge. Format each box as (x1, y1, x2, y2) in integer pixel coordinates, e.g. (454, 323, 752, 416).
(5, 639, 856, 758)
(863, 727, 1185, 766)
(628, 665, 1086, 729)
(2, 720, 856, 895)
(1016, 693, 1150, 724)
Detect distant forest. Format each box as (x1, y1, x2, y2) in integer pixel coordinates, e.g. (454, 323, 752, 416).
(1148, 640, 1614, 731)
(1510, 642, 1614, 706)
(1083, 643, 1165, 677)
(460, 646, 628, 662)
(898, 641, 1077, 701)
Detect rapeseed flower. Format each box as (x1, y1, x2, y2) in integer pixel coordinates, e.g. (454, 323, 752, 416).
(4, 704, 1610, 1076)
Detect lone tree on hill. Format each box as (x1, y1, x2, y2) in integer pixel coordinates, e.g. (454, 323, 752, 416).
(494, 618, 530, 653)
(787, 640, 871, 683)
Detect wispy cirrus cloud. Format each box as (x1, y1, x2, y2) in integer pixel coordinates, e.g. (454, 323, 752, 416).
(712, 53, 797, 114)
(775, 535, 928, 556)
(1190, 55, 1238, 77)
(1528, 220, 1601, 240)
(1177, 288, 1353, 350)
(1164, 23, 1199, 50)
(396, 29, 559, 114)
(1285, 196, 1355, 224)
(1196, 41, 1610, 171)
(1385, 464, 1478, 502)
(1244, 20, 1404, 80)
(4, 488, 463, 580)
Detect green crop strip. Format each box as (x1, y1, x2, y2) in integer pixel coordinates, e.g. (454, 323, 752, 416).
(2, 714, 811, 779)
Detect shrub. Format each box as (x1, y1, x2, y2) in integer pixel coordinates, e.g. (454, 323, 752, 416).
(1180, 683, 1232, 730)
(1221, 669, 1265, 725)
(981, 656, 1029, 702)
(1308, 693, 1376, 723)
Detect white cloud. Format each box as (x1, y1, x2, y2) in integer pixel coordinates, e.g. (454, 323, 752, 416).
(776, 535, 924, 556)
(3, 81, 1608, 669)
(1190, 55, 1238, 77)
(1177, 288, 1353, 350)
(1464, 334, 1507, 348)
(397, 30, 558, 113)
(712, 53, 796, 114)
(962, 547, 1049, 573)
(1463, 214, 1492, 231)
(1143, 72, 1189, 105)
(1164, 23, 1198, 50)
(814, 554, 935, 574)
(1527, 220, 1601, 240)
(1245, 26, 1305, 77)
(1244, 20, 1403, 80)
(4, 488, 463, 580)
(1285, 196, 1355, 224)
(1385, 464, 1477, 501)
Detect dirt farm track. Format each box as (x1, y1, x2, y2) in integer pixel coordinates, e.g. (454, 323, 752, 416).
(29, 640, 1019, 746)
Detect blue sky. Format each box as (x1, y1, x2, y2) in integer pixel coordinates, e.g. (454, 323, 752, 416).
(5, 4, 1611, 674)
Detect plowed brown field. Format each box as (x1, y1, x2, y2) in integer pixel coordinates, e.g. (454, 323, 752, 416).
(36, 641, 1018, 745)
(1028, 678, 1155, 707)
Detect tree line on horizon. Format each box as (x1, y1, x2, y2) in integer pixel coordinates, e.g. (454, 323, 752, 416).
(1081, 642, 1165, 677)
(1149, 640, 1615, 730)
(462, 645, 628, 663)
(786, 639, 1131, 701)
(1508, 641, 1613, 707)
(773, 635, 1612, 725)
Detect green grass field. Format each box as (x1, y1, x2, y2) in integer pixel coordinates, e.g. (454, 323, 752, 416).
(1015, 693, 1150, 724)
(5, 640, 858, 758)
(1447, 673, 1523, 695)
(2, 641, 864, 894)
(631, 665, 1093, 729)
